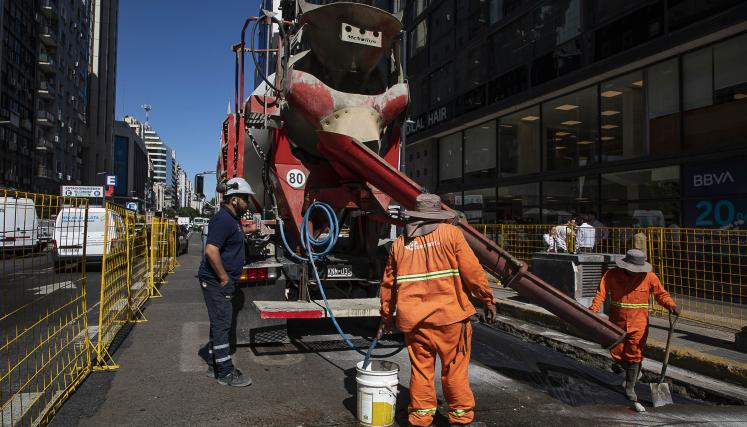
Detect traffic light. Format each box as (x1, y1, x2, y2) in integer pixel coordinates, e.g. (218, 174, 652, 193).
(195, 175, 204, 197)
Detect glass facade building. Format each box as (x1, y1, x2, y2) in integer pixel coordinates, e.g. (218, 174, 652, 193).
(403, 0, 747, 227)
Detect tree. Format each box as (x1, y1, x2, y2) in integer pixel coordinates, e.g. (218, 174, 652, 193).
(177, 207, 200, 218)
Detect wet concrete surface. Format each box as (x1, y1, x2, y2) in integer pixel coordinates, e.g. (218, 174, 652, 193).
(49, 242, 747, 426)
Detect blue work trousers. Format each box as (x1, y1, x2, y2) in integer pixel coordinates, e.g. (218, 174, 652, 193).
(201, 279, 235, 378)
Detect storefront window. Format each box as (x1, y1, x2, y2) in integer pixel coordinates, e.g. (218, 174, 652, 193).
(464, 121, 496, 183)
(464, 187, 497, 223)
(438, 132, 462, 183)
(600, 71, 645, 161)
(498, 106, 540, 177)
(646, 59, 680, 156)
(439, 191, 462, 210)
(497, 183, 540, 223)
(601, 166, 680, 227)
(543, 86, 598, 171)
(543, 175, 598, 223)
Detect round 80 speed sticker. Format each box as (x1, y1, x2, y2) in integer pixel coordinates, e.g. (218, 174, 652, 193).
(286, 169, 306, 189)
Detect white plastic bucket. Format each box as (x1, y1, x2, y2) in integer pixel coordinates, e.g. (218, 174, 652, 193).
(356, 360, 399, 427)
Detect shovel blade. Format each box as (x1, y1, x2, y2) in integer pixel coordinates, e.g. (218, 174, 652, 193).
(650, 383, 673, 407)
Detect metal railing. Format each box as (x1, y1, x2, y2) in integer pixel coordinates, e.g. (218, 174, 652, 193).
(474, 223, 747, 331)
(1, 191, 179, 425)
(1, 190, 91, 426)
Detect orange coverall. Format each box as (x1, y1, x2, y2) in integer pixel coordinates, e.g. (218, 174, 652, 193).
(589, 269, 676, 364)
(380, 224, 495, 426)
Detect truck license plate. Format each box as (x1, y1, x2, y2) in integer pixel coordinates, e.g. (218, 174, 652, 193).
(327, 264, 353, 278)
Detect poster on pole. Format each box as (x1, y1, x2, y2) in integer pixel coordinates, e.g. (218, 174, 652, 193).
(61, 186, 104, 198)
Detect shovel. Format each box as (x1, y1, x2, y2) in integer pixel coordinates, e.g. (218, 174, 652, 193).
(650, 311, 679, 408)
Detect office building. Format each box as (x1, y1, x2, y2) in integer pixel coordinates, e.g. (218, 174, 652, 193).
(83, 0, 119, 187)
(403, 0, 747, 228)
(124, 115, 179, 210)
(0, 0, 36, 190)
(112, 120, 148, 209)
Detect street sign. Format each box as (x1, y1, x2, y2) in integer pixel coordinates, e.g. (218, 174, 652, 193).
(126, 202, 138, 211)
(61, 186, 104, 198)
(106, 175, 117, 186)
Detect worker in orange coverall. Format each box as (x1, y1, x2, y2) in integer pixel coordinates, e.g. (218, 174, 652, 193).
(589, 249, 680, 402)
(379, 194, 497, 427)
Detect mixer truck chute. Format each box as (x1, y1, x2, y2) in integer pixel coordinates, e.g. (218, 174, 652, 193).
(217, 0, 625, 349)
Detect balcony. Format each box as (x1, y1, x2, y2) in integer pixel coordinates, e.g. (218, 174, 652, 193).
(36, 166, 52, 178)
(0, 109, 20, 127)
(35, 137, 54, 151)
(39, 25, 57, 47)
(37, 53, 56, 74)
(36, 110, 55, 127)
(40, 0, 57, 19)
(37, 81, 55, 100)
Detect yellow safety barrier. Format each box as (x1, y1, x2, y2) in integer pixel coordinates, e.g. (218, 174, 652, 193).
(474, 223, 747, 331)
(1, 190, 92, 426)
(94, 203, 134, 370)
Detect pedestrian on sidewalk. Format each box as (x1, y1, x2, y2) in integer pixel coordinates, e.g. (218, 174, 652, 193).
(588, 249, 681, 403)
(197, 177, 255, 387)
(378, 194, 497, 427)
(576, 215, 596, 253)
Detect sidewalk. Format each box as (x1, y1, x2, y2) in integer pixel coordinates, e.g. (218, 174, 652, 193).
(489, 284, 747, 404)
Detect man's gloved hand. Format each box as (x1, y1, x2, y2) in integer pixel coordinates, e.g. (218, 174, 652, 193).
(670, 306, 681, 316)
(484, 303, 497, 324)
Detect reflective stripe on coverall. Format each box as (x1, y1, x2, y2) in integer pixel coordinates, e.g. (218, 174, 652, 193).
(380, 224, 495, 426)
(589, 269, 675, 364)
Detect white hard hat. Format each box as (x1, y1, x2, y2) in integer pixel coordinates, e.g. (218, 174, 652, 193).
(224, 177, 254, 196)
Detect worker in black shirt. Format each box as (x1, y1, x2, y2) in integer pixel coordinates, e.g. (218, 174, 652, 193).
(198, 177, 255, 387)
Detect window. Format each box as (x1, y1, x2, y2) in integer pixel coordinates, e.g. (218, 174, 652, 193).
(682, 34, 747, 151)
(601, 166, 680, 226)
(429, 63, 454, 107)
(646, 59, 680, 156)
(409, 19, 427, 58)
(498, 106, 540, 177)
(464, 121, 496, 182)
(497, 183, 540, 223)
(543, 175, 598, 222)
(464, 187, 497, 223)
(439, 191, 462, 210)
(600, 71, 646, 161)
(438, 132, 462, 182)
(543, 86, 598, 171)
(683, 47, 712, 111)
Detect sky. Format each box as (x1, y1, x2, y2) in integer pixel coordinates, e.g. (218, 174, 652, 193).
(116, 0, 262, 200)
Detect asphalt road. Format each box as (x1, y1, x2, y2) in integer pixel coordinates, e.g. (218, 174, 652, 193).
(47, 237, 747, 426)
(1, 248, 102, 426)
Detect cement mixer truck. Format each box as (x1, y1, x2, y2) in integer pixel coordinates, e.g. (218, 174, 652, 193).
(216, 0, 624, 349)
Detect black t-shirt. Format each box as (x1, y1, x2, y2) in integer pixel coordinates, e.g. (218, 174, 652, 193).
(198, 207, 245, 283)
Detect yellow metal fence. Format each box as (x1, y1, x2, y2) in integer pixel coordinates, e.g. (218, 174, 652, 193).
(1, 192, 178, 425)
(475, 223, 747, 331)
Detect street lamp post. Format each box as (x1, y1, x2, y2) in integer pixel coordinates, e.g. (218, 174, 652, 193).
(96, 171, 108, 207)
(195, 171, 217, 216)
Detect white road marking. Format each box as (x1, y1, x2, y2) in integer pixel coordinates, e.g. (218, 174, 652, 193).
(179, 321, 209, 372)
(29, 280, 75, 295)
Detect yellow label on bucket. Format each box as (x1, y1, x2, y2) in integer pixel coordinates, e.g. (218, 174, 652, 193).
(371, 402, 393, 426)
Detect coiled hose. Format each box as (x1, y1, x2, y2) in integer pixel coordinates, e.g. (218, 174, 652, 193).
(278, 202, 398, 367)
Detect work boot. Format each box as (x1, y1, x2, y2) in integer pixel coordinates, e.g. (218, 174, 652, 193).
(206, 364, 215, 378)
(624, 363, 641, 401)
(217, 369, 252, 387)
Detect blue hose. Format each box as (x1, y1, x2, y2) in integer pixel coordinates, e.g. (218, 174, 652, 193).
(278, 202, 376, 357)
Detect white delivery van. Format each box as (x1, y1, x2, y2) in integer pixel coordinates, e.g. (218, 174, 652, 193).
(192, 217, 208, 230)
(0, 197, 40, 251)
(52, 206, 123, 268)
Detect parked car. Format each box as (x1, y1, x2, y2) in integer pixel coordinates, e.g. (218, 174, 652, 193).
(177, 224, 190, 255)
